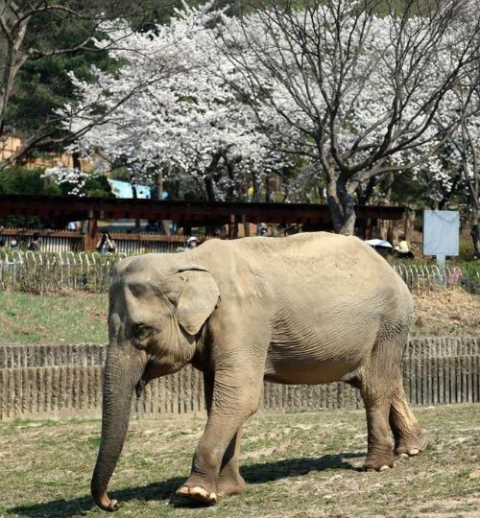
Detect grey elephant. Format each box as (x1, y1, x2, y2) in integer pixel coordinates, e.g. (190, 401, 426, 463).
(91, 232, 427, 511)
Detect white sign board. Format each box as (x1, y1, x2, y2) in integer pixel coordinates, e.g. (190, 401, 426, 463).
(423, 210, 459, 256)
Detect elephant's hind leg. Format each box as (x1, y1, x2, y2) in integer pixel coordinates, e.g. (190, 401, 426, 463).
(360, 384, 396, 471)
(389, 380, 428, 457)
(358, 334, 408, 471)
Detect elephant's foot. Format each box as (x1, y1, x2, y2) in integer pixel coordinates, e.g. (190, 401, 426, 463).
(364, 446, 395, 472)
(176, 474, 217, 506)
(217, 472, 246, 497)
(395, 430, 429, 458)
(176, 485, 217, 505)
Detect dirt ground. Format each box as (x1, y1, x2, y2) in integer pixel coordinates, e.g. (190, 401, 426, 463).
(1, 405, 479, 518)
(411, 288, 480, 336)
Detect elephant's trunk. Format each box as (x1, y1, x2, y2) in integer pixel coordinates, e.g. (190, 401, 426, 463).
(91, 347, 144, 512)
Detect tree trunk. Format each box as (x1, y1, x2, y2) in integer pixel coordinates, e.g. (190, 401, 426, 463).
(132, 184, 140, 231)
(377, 172, 394, 241)
(404, 208, 416, 244)
(460, 120, 480, 259)
(243, 218, 251, 237)
(91, 347, 144, 511)
(156, 171, 163, 200)
(72, 152, 82, 171)
(155, 171, 171, 235)
(326, 176, 356, 235)
(204, 176, 216, 203)
(470, 183, 479, 259)
(204, 151, 223, 203)
(0, 26, 28, 134)
(357, 177, 376, 207)
(438, 170, 462, 210)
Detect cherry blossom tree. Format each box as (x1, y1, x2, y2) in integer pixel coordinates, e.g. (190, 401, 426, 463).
(219, 0, 480, 234)
(404, 1, 480, 257)
(418, 87, 480, 258)
(49, 2, 290, 202)
(52, 0, 480, 241)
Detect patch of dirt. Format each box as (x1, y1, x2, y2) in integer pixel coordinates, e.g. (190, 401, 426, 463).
(412, 288, 480, 336)
(417, 498, 480, 518)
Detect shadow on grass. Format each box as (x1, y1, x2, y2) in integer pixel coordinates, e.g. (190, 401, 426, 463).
(7, 453, 363, 517)
(242, 452, 364, 483)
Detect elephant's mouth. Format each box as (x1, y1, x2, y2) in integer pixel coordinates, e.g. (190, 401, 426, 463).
(135, 359, 153, 398)
(135, 378, 147, 398)
(134, 359, 171, 398)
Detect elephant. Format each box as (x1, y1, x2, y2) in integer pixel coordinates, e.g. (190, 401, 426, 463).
(91, 232, 428, 511)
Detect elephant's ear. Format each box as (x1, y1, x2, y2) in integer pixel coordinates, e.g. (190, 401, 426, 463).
(175, 267, 220, 336)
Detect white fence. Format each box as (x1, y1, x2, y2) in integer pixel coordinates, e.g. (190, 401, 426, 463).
(1, 249, 479, 294)
(0, 252, 119, 293)
(393, 263, 480, 292)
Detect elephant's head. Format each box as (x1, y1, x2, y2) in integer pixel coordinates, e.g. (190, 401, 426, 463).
(91, 256, 220, 512)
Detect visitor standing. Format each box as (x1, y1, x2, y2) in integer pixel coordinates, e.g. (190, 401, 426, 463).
(28, 233, 42, 251)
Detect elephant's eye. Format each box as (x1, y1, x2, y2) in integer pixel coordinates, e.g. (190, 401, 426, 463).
(132, 324, 154, 349)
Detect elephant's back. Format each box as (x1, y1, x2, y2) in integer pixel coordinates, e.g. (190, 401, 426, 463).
(236, 232, 412, 316)
(232, 232, 395, 280)
(197, 232, 411, 310)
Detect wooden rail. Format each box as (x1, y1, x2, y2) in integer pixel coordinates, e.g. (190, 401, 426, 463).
(1, 338, 478, 420)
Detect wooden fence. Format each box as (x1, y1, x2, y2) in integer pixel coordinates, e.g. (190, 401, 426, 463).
(0, 337, 478, 420)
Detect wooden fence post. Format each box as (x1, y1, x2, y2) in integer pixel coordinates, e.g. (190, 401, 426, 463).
(83, 216, 98, 252)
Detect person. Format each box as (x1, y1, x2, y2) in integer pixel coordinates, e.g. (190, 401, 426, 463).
(96, 232, 116, 254)
(10, 239, 19, 251)
(260, 224, 269, 236)
(145, 220, 159, 232)
(396, 235, 409, 253)
(186, 236, 198, 250)
(67, 221, 78, 231)
(395, 235, 414, 259)
(28, 232, 41, 251)
(247, 184, 255, 202)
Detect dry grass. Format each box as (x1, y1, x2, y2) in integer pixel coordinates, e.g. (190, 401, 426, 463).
(411, 288, 480, 337)
(0, 287, 478, 346)
(1, 405, 479, 518)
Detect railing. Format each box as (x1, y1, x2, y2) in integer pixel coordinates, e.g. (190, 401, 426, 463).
(393, 263, 480, 292)
(1, 249, 479, 294)
(0, 228, 189, 254)
(0, 230, 83, 253)
(0, 337, 478, 420)
(0, 251, 122, 293)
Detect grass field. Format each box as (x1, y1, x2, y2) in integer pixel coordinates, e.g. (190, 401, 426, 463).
(0, 291, 107, 344)
(1, 405, 479, 518)
(0, 288, 478, 345)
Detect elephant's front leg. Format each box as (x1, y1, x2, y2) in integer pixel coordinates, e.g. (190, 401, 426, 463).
(217, 430, 246, 497)
(176, 369, 262, 505)
(202, 372, 246, 498)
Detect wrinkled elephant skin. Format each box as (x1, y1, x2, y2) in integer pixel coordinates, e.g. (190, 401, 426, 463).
(91, 232, 427, 509)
